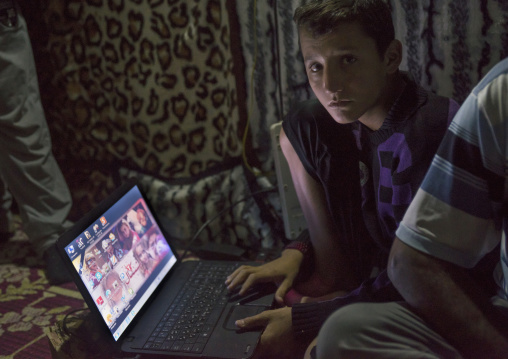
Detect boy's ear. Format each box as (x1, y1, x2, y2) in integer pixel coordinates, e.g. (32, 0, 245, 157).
(384, 39, 402, 74)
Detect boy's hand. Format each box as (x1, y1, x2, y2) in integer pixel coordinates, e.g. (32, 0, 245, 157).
(236, 307, 306, 359)
(225, 249, 304, 305)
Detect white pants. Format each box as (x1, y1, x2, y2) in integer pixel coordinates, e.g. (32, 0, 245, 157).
(0, 3, 71, 252)
(317, 299, 508, 359)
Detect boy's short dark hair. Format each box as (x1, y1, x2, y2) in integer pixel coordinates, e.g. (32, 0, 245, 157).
(294, 0, 395, 57)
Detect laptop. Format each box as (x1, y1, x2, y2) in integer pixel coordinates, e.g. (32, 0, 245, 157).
(56, 179, 275, 358)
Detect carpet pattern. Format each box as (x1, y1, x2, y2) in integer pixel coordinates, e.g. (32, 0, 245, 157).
(0, 217, 86, 359)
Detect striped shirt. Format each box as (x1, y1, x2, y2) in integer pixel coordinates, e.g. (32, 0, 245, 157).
(396, 57, 508, 299)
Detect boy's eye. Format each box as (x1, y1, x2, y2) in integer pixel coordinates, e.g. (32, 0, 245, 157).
(342, 56, 357, 65)
(309, 63, 322, 73)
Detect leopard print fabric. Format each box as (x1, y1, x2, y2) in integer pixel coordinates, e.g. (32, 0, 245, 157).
(20, 0, 276, 247)
(36, 0, 242, 181)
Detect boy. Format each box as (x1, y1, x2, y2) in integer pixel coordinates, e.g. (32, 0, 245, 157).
(226, 0, 458, 357)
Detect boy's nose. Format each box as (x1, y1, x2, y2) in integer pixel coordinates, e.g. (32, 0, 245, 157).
(323, 65, 343, 93)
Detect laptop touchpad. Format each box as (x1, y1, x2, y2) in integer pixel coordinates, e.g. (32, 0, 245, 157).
(224, 305, 267, 331)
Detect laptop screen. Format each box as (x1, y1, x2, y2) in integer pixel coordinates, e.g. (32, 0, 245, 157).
(63, 185, 177, 341)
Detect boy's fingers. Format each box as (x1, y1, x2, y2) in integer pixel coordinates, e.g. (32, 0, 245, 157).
(235, 311, 269, 329)
(226, 267, 255, 290)
(239, 273, 262, 295)
(225, 265, 251, 285)
(274, 278, 293, 305)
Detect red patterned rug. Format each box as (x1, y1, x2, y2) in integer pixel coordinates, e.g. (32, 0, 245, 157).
(0, 217, 86, 359)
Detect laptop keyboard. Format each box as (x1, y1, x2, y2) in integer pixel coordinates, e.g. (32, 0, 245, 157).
(143, 261, 239, 354)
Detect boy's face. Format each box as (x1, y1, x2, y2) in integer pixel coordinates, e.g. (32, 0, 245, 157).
(120, 223, 130, 238)
(300, 21, 397, 128)
(137, 210, 147, 226)
(87, 256, 98, 271)
(136, 245, 149, 263)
